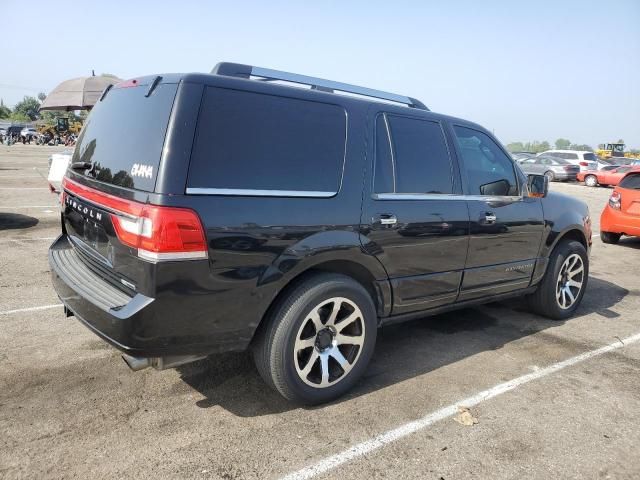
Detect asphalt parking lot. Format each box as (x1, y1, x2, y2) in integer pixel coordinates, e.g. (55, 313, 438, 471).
(1, 144, 639, 480)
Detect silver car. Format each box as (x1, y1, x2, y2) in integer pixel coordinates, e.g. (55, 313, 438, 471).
(517, 155, 580, 181)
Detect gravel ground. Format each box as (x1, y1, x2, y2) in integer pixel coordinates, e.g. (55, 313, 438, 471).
(1, 144, 639, 480)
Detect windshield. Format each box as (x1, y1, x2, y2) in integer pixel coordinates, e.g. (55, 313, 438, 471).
(71, 82, 178, 192)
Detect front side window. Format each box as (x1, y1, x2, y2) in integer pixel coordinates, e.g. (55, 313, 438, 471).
(374, 115, 453, 194)
(453, 126, 518, 196)
(188, 87, 346, 194)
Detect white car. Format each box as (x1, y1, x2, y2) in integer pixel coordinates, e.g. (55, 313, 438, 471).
(20, 127, 38, 140)
(538, 150, 598, 172)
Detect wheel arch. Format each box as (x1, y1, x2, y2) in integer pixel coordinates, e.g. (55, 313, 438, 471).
(251, 255, 391, 347)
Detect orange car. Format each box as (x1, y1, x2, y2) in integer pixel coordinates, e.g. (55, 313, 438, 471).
(579, 165, 640, 187)
(600, 171, 640, 243)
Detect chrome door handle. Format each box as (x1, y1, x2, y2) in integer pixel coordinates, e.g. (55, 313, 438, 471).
(378, 214, 397, 225)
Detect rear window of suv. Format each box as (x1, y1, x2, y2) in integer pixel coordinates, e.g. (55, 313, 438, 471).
(72, 82, 178, 192)
(582, 153, 596, 161)
(188, 87, 346, 195)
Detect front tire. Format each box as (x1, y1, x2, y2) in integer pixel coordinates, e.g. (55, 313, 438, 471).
(600, 231, 621, 244)
(527, 240, 588, 320)
(584, 175, 598, 187)
(253, 273, 377, 404)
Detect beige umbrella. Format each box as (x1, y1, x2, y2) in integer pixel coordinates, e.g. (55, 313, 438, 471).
(39, 73, 122, 111)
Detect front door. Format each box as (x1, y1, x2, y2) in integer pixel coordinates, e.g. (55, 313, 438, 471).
(360, 112, 469, 315)
(450, 125, 545, 300)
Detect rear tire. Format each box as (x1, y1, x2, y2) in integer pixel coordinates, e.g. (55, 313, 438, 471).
(253, 273, 377, 404)
(584, 175, 598, 187)
(527, 240, 588, 320)
(544, 170, 555, 182)
(600, 231, 621, 244)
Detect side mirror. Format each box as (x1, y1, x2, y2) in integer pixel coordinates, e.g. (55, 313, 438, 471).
(527, 174, 549, 198)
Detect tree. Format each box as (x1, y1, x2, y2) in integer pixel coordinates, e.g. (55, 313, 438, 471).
(569, 144, 593, 151)
(555, 138, 571, 150)
(13, 96, 41, 121)
(37, 92, 47, 102)
(0, 99, 10, 119)
(506, 142, 525, 152)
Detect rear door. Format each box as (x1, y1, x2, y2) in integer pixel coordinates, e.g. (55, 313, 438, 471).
(361, 111, 469, 315)
(451, 125, 544, 300)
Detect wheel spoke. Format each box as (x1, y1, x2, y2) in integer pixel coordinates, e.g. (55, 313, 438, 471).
(561, 289, 568, 308)
(336, 311, 360, 332)
(319, 353, 330, 386)
(296, 337, 316, 350)
(325, 300, 342, 326)
(336, 333, 363, 346)
(567, 279, 582, 289)
(301, 350, 319, 377)
(308, 310, 324, 333)
(329, 348, 351, 374)
(568, 264, 583, 278)
(565, 287, 575, 304)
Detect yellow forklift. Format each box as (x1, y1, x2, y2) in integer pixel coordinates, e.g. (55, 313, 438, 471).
(596, 142, 640, 160)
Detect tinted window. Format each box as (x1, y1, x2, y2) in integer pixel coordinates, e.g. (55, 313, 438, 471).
(72, 83, 178, 192)
(618, 167, 632, 173)
(619, 172, 640, 189)
(566, 153, 579, 159)
(375, 115, 453, 194)
(583, 153, 596, 161)
(453, 126, 518, 196)
(374, 116, 394, 193)
(189, 87, 346, 193)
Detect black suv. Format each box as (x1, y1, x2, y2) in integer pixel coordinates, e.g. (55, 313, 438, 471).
(49, 63, 592, 404)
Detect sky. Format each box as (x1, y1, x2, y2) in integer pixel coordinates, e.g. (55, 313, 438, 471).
(2, 0, 639, 148)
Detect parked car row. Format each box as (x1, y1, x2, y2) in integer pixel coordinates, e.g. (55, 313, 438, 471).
(512, 149, 640, 189)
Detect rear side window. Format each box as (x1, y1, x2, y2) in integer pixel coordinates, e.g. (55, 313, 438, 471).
(565, 153, 579, 159)
(188, 87, 346, 194)
(619, 173, 640, 189)
(72, 83, 178, 192)
(374, 115, 453, 194)
(583, 153, 596, 161)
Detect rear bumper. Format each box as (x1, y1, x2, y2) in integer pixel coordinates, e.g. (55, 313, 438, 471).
(600, 207, 640, 236)
(49, 235, 249, 357)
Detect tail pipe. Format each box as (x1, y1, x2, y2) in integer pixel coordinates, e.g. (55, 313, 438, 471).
(122, 354, 206, 371)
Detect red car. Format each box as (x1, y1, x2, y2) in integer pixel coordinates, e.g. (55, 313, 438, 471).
(579, 165, 640, 187)
(600, 171, 640, 243)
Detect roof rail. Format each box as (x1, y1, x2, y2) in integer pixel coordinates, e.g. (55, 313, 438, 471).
(211, 62, 428, 111)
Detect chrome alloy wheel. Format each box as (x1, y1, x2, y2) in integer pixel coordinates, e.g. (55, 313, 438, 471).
(556, 253, 585, 309)
(293, 297, 366, 388)
(585, 175, 597, 187)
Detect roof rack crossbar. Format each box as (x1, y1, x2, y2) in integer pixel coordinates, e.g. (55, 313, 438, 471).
(211, 62, 428, 110)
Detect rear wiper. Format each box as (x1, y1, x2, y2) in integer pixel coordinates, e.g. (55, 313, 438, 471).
(70, 161, 92, 170)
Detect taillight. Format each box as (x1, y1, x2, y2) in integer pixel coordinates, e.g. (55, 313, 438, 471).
(579, 161, 588, 166)
(563, 166, 573, 171)
(609, 191, 621, 210)
(62, 177, 207, 262)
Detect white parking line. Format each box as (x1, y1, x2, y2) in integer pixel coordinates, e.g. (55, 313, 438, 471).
(0, 236, 57, 244)
(0, 304, 63, 315)
(280, 332, 640, 480)
(0, 205, 58, 209)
